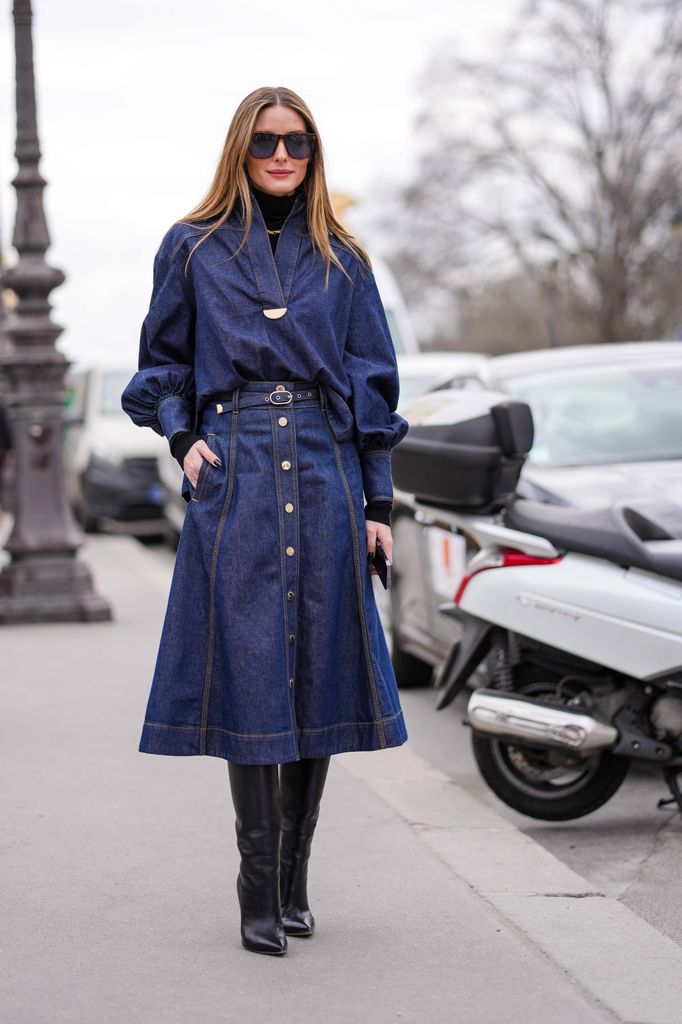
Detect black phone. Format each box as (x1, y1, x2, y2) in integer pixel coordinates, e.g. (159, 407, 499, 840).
(368, 538, 392, 590)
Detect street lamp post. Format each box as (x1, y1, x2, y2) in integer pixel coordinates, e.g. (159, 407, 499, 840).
(0, 0, 111, 622)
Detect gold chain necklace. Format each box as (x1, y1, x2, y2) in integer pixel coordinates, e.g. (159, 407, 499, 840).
(266, 228, 282, 235)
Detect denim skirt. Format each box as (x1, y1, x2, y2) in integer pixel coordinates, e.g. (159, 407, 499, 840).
(138, 380, 408, 764)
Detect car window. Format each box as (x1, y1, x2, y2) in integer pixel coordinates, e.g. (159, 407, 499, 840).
(100, 371, 133, 416)
(442, 376, 485, 390)
(398, 373, 448, 406)
(498, 360, 682, 466)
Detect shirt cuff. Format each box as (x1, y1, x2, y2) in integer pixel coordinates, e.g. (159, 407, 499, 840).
(364, 500, 392, 526)
(169, 430, 202, 468)
(156, 394, 193, 442)
(359, 448, 393, 505)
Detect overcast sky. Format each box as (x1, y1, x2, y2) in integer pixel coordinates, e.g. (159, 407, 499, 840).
(0, 0, 520, 365)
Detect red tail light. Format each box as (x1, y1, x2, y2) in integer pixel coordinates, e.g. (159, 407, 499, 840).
(454, 546, 563, 605)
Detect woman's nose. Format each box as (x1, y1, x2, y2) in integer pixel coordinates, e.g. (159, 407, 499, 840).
(274, 138, 288, 160)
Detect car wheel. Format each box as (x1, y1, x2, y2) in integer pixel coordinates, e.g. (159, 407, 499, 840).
(74, 499, 98, 533)
(391, 641, 434, 688)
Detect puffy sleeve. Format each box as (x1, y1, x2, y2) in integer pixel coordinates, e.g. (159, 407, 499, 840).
(120, 231, 196, 443)
(343, 264, 410, 504)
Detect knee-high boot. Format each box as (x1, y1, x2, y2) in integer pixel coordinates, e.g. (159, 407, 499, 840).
(279, 755, 331, 936)
(227, 762, 287, 955)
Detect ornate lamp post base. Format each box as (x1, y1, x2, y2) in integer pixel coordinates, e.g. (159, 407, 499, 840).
(0, 354, 112, 623)
(0, 554, 112, 623)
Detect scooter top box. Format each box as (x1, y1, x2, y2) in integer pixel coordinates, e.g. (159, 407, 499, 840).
(392, 389, 534, 513)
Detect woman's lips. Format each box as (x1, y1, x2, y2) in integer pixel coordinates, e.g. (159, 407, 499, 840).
(268, 170, 293, 177)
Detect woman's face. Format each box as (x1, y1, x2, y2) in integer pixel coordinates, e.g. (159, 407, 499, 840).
(245, 105, 311, 196)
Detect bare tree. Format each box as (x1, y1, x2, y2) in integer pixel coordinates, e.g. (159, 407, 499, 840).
(380, 0, 682, 349)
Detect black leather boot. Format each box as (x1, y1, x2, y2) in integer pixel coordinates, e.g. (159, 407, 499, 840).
(279, 756, 331, 936)
(227, 762, 287, 955)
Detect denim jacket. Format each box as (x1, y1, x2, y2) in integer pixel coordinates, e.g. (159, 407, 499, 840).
(121, 187, 409, 503)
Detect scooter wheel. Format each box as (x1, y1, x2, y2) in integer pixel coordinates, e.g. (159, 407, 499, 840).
(471, 733, 630, 821)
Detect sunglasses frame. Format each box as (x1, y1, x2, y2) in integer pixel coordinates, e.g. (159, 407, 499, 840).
(248, 131, 316, 160)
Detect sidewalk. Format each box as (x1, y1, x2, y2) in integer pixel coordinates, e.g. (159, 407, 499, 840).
(2, 531, 681, 1024)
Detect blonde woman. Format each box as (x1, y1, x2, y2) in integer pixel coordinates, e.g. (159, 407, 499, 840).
(122, 86, 409, 955)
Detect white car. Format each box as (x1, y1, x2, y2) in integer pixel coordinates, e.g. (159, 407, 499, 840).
(396, 351, 489, 409)
(64, 365, 169, 535)
(372, 258, 420, 356)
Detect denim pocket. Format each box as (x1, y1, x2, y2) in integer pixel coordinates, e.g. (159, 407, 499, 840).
(190, 432, 217, 504)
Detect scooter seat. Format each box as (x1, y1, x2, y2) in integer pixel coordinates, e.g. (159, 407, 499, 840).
(505, 498, 682, 583)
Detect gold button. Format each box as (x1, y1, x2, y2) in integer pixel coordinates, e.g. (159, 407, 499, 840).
(285, 502, 294, 513)
(276, 385, 286, 391)
(286, 546, 295, 556)
(281, 460, 291, 470)
(287, 590, 294, 599)
(278, 416, 288, 426)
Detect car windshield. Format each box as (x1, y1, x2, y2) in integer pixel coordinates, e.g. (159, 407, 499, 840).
(497, 359, 682, 467)
(99, 371, 133, 415)
(398, 373, 448, 406)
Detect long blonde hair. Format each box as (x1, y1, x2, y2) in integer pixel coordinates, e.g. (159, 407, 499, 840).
(176, 86, 371, 285)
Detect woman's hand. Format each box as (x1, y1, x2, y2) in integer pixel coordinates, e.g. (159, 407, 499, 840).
(366, 519, 392, 575)
(183, 438, 222, 488)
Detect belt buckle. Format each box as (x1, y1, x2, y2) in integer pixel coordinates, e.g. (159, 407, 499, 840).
(269, 388, 293, 405)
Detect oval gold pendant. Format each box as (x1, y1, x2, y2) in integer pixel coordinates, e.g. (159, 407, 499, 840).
(263, 307, 287, 320)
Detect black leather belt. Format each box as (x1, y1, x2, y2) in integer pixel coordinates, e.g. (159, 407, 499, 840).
(211, 382, 321, 414)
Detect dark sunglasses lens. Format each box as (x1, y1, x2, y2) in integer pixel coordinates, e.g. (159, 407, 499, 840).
(250, 133, 277, 158)
(284, 133, 314, 158)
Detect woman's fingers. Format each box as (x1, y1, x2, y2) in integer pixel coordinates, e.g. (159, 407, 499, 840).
(183, 438, 222, 488)
(365, 520, 393, 574)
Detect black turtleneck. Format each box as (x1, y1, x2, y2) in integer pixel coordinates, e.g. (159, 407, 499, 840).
(168, 184, 392, 527)
(249, 183, 298, 254)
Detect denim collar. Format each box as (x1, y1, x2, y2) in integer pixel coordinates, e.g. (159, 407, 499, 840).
(245, 186, 307, 311)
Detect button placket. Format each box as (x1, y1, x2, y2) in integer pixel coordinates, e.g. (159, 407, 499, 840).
(275, 394, 299, 700)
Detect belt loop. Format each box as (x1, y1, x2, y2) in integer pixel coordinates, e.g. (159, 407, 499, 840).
(318, 382, 328, 412)
(232, 385, 240, 413)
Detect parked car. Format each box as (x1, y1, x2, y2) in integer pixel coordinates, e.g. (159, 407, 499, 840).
(372, 258, 421, 356)
(396, 352, 489, 409)
(390, 341, 682, 686)
(63, 365, 168, 536)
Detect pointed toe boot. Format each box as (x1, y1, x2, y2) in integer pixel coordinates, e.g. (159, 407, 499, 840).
(228, 762, 287, 955)
(279, 756, 331, 937)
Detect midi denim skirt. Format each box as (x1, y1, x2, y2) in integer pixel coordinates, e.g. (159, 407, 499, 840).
(139, 380, 408, 764)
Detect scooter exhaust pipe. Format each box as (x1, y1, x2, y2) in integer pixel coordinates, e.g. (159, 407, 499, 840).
(467, 688, 619, 753)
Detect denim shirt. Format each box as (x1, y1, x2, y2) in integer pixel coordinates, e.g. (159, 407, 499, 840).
(120, 187, 409, 503)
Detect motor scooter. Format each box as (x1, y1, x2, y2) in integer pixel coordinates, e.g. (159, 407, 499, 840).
(392, 390, 682, 820)
(433, 496, 682, 820)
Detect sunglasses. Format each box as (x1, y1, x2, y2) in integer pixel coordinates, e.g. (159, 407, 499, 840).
(248, 131, 316, 160)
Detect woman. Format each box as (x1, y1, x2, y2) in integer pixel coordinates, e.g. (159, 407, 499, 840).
(121, 86, 410, 956)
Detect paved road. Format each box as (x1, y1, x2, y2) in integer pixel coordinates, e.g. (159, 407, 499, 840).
(142, 538, 682, 947)
(3, 529, 681, 1023)
(400, 687, 682, 946)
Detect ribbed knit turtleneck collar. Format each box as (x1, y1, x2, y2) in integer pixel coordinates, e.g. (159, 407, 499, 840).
(249, 182, 305, 229)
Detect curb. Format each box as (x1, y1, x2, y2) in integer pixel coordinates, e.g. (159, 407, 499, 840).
(339, 745, 682, 1024)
